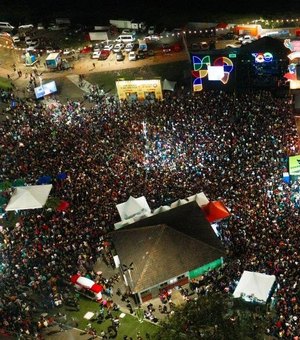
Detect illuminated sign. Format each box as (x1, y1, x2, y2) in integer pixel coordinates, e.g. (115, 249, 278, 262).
(289, 155, 300, 175)
(192, 55, 233, 92)
(288, 51, 300, 60)
(284, 39, 300, 52)
(284, 48, 300, 89)
(251, 52, 273, 63)
(115, 79, 163, 100)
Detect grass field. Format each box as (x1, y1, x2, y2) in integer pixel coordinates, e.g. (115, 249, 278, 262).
(0, 76, 13, 90)
(85, 60, 192, 94)
(55, 296, 160, 338)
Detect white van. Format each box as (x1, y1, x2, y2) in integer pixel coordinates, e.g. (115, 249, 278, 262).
(115, 34, 136, 43)
(0, 22, 15, 31)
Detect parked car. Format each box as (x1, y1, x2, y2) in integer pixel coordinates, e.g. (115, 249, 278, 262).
(226, 41, 242, 48)
(63, 48, 75, 55)
(93, 43, 103, 52)
(99, 49, 110, 60)
(199, 41, 209, 50)
(48, 23, 62, 31)
(242, 36, 257, 45)
(91, 51, 101, 59)
(145, 34, 160, 42)
(148, 25, 155, 35)
(12, 35, 20, 43)
(45, 46, 59, 53)
(121, 29, 135, 35)
(162, 44, 172, 53)
(128, 51, 136, 61)
(80, 46, 92, 54)
(26, 42, 39, 52)
(25, 37, 38, 46)
(124, 42, 134, 53)
(116, 52, 125, 61)
(113, 43, 124, 53)
(103, 44, 114, 51)
(136, 50, 146, 59)
(37, 23, 45, 30)
(18, 24, 34, 30)
(191, 42, 200, 51)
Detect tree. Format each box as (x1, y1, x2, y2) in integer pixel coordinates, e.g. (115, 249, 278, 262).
(157, 293, 269, 340)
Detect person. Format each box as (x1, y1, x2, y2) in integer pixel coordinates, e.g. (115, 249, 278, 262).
(1, 88, 300, 338)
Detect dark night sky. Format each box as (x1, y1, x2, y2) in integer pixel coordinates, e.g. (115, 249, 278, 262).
(3, 0, 300, 27)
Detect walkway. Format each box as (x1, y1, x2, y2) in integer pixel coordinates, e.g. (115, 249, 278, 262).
(66, 74, 93, 93)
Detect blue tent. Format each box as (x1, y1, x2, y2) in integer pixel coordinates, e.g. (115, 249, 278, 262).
(37, 175, 52, 185)
(57, 172, 67, 180)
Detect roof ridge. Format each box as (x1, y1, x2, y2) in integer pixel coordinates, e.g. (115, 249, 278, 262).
(134, 225, 167, 290)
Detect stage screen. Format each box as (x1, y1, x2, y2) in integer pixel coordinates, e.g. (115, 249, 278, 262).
(34, 81, 57, 99)
(289, 155, 300, 176)
(191, 53, 235, 92)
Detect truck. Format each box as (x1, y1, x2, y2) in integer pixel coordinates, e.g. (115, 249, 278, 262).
(233, 24, 262, 37)
(109, 19, 146, 32)
(88, 31, 108, 41)
(45, 52, 62, 69)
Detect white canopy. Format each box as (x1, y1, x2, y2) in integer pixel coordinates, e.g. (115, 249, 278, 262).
(153, 205, 171, 215)
(233, 270, 276, 303)
(163, 79, 177, 91)
(187, 192, 209, 207)
(170, 198, 189, 209)
(116, 196, 151, 221)
(5, 184, 52, 211)
(114, 218, 135, 230)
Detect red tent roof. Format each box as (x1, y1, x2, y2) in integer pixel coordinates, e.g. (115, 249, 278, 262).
(203, 201, 230, 223)
(90, 283, 103, 293)
(284, 72, 296, 80)
(216, 22, 228, 29)
(70, 274, 80, 284)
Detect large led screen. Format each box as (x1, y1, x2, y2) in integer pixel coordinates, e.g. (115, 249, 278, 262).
(34, 81, 57, 99)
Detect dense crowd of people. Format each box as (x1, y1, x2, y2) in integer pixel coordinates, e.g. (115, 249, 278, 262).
(0, 87, 299, 338)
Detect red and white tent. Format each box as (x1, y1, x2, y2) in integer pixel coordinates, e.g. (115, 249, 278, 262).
(202, 200, 230, 223)
(71, 274, 103, 301)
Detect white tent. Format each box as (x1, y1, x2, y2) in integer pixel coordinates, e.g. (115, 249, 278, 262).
(163, 79, 177, 91)
(116, 196, 151, 221)
(170, 198, 189, 208)
(187, 192, 209, 207)
(5, 184, 52, 211)
(233, 270, 276, 303)
(114, 218, 135, 230)
(153, 205, 171, 215)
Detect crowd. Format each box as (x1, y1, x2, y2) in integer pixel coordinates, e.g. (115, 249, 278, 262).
(0, 86, 299, 338)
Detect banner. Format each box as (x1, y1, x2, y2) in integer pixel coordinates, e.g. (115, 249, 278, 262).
(289, 155, 300, 175)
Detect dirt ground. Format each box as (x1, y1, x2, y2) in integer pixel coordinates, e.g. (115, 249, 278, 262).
(0, 43, 189, 104)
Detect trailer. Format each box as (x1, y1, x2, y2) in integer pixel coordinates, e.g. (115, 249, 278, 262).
(109, 19, 146, 32)
(45, 52, 62, 69)
(110, 19, 134, 30)
(89, 31, 108, 41)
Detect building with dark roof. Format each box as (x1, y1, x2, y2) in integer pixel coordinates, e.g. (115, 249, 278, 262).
(110, 201, 225, 303)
